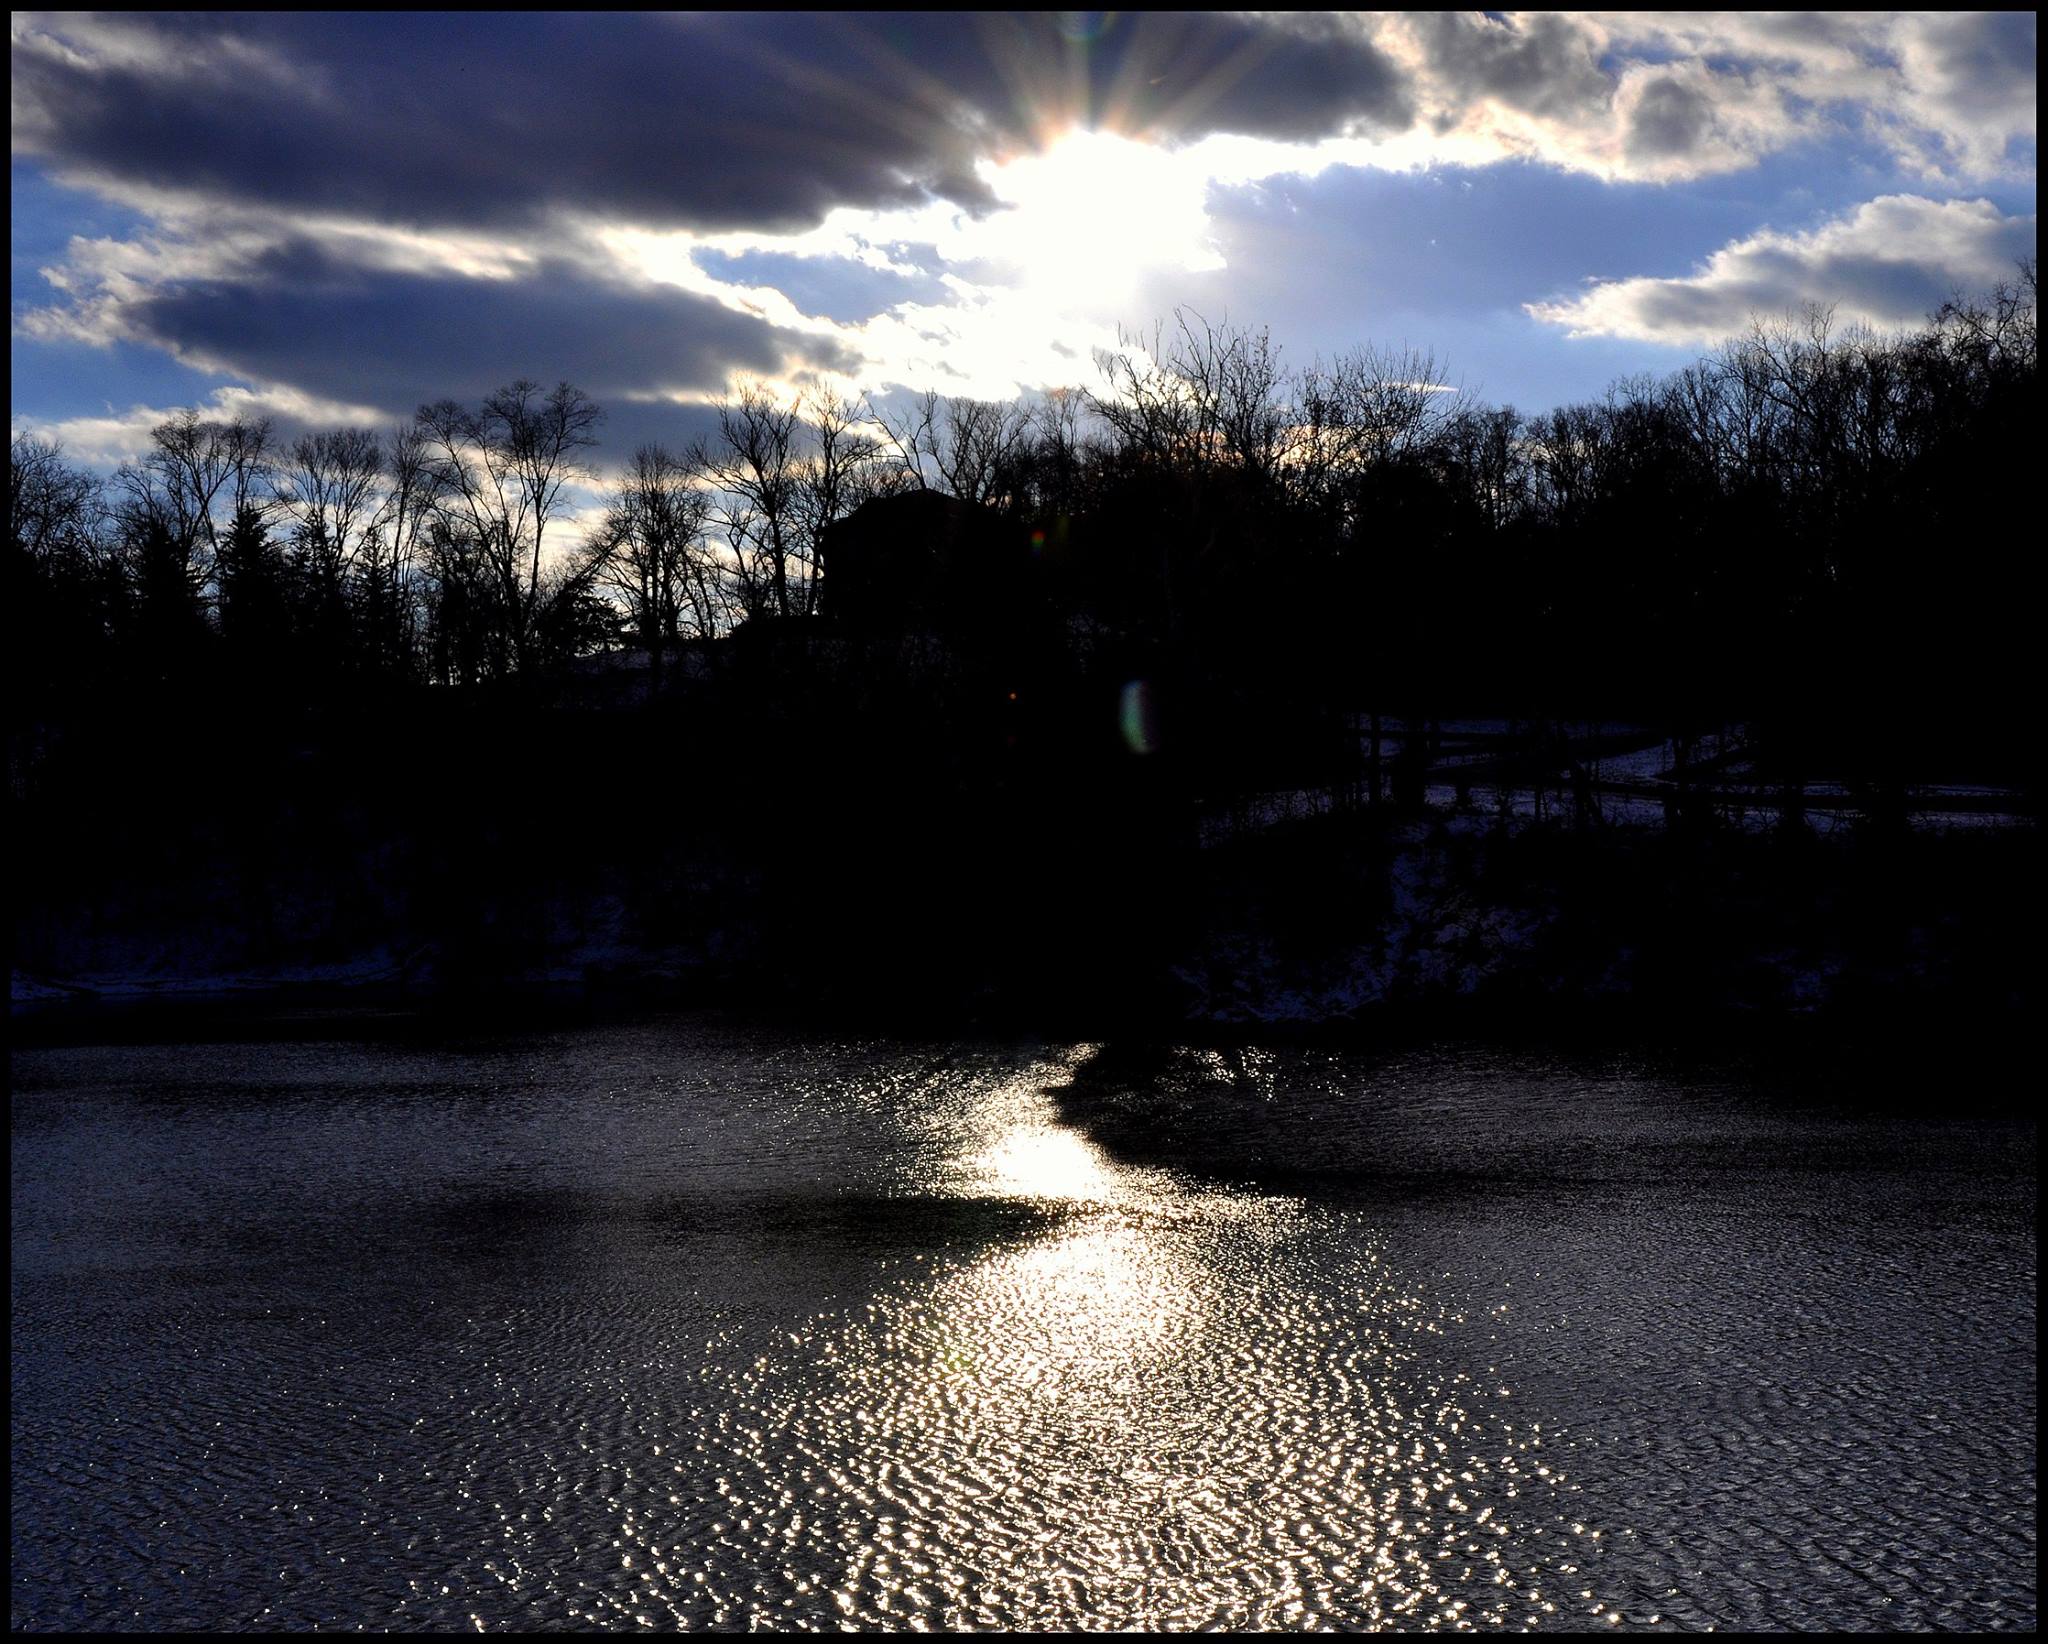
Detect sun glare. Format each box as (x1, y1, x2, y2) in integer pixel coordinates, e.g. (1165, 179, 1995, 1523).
(968, 129, 1224, 311)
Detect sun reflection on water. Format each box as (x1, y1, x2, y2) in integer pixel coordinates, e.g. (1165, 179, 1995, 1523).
(564, 1047, 1645, 1630)
(969, 1123, 1118, 1205)
(703, 1046, 1639, 1630)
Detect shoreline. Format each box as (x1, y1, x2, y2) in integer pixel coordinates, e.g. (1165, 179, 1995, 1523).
(11, 963, 2029, 1078)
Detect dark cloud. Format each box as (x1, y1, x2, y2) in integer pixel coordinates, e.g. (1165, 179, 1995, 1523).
(1097, 11, 1415, 145)
(1414, 12, 1612, 125)
(1627, 78, 1715, 162)
(1913, 9, 2037, 107)
(12, 12, 1414, 236)
(1798, 248, 2013, 321)
(577, 398, 737, 478)
(118, 241, 849, 415)
(1620, 279, 1773, 339)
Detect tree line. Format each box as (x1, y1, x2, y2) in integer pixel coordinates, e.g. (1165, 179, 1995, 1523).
(11, 259, 2036, 763)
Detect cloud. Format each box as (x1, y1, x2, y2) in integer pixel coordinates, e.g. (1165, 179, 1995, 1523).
(1375, 12, 2037, 186)
(10, 12, 1414, 236)
(11, 382, 391, 470)
(132, 253, 842, 407)
(1383, 13, 1796, 183)
(1890, 11, 2039, 177)
(1582, 11, 2036, 182)
(1624, 77, 1715, 164)
(1410, 11, 1612, 125)
(1526, 195, 2038, 346)
(28, 12, 2026, 236)
(16, 212, 856, 433)
(13, 13, 2033, 231)
(17, 123, 1255, 420)
(8, 12, 2038, 436)
(7, 11, 1422, 418)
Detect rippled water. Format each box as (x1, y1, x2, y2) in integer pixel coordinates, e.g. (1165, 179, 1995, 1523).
(10, 1017, 2036, 1631)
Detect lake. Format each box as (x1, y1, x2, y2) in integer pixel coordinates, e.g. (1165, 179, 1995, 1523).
(10, 1014, 2036, 1630)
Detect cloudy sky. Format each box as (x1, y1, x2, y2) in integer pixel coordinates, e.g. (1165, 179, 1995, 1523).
(10, 10, 2037, 469)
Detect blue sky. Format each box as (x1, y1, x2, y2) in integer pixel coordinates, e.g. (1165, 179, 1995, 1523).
(10, 11, 2036, 468)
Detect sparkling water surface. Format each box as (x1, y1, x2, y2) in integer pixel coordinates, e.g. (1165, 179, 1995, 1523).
(10, 1017, 2035, 1631)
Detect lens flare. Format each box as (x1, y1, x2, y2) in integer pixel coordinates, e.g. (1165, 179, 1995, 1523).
(1120, 679, 1159, 755)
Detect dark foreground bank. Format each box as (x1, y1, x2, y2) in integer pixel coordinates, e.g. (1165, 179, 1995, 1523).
(14, 802, 2039, 1048)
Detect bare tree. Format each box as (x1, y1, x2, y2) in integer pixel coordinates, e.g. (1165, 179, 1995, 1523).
(930, 396, 1032, 509)
(1445, 404, 1530, 532)
(1295, 343, 1461, 507)
(111, 409, 275, 599)
(9, 433, 107, 567)
(864, 389, 941, 493)
(413, 380, 603, 672)
(277, 428, 384, 580)
(377, 422, 440, 568)
(795, 390, 901, 605)
(491, 380, 605, 616)
(692, 384, 805, 623)
(1030, 387, 1091, 515)
(576, 443, 721, 690)
(1091, 311, 1295, 484)
(355, 421, 440, 676)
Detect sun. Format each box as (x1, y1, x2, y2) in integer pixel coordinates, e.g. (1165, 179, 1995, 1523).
(964, 128, 1225, 312)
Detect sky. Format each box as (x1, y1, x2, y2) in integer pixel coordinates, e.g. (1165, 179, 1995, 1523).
(9, 10, 2038, 474)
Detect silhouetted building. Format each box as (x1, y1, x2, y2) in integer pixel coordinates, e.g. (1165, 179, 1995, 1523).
(819, 491, 1035, 635)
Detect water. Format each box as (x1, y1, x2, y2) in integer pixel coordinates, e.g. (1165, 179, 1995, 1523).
(10, 1016, 2036, 1631)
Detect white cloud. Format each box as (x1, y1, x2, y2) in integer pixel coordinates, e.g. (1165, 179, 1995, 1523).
(11, 382, 391, 470)
(1371, 14, 1809, 185)
(1526, 195, 2037, 346)
(1889, 11, 2040, 178)
(1563, 11, 2036, 182)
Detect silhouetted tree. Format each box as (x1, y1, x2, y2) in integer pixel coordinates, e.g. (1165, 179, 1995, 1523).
(414, 380, 603, 674)
(576, 443, 719, 690)
(9, 434, 118, 735)
(694, 384, 803, 623)
(215, 501, 294, 686)
(694, 384, 897, 626)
